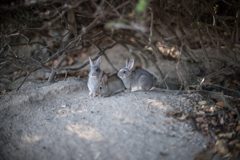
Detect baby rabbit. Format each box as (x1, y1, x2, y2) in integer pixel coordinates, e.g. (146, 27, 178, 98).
(117, 58, 153, 92)
(88, 56, 105, 96)
(95, 71, 125, 97)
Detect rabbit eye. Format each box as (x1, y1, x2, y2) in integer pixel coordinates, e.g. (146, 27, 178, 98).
(123, 71, 126, 73)
(96, 68, 100, 72)
(99, 86, 102, 89)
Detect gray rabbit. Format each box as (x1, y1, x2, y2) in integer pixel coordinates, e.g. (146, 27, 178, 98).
(117, 58, 153, 92)
(95, 71, 125, 97)
(87, 56, 105, 96)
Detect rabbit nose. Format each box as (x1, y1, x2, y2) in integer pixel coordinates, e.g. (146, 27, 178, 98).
(92, 73, 96, 76)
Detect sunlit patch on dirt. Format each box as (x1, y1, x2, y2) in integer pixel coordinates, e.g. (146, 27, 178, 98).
(21, 135, 42, 143)
(66, 124, 102, 141)
(146, 99, 169, 110)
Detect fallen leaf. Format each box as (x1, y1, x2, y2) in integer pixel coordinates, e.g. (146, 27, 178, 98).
(165, 120, 173, 124)
(201, 105, 207, 110)
(222, 152, 231, 159)
(67, 56, 75, 65)
(218, 132, 235, 139)
(216, 101, 227, 108)
(213, 129, 220, 134)
(211, 119, 217, 126)
(196, 111, 205, 115)
(178, 115, 187, 121)
(231, 143, 240, 159)
(236, 125, 240, 132)
(200, 123, 208, 129)
(215, 139, 229, 156)
(228, 139, 239, 146)
(196, 117, 204, 123)
(1, 88, 13, 94)
(166, 110, 183, 116)
(204, 78, 212, 84)
(228, 122, 236, 127)
(228, 81, 236, 89)
(233, 79, 240, 86)
(194, 151, 214, 160)
(209, 106, 217, 112)
(198, 101, 207, 105)
(224, 114, 228, 119)
(220, 117, 224, 125)
(228, 112, 234, 119)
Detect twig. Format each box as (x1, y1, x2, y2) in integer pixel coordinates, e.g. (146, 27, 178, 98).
(197, 28, 211, 72)
(48, 52, 67, 83)
(87, 39, 118, 72)
(54, 42, 116, 72)
(16, 71, 30, 91)
(145, 7, 153, 49)
(176, 42, 185, 90)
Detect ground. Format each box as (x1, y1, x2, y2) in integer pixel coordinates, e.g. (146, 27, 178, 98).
(0, 77, 224, 160)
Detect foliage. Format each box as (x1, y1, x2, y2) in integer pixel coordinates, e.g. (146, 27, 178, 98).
(0, 0, 240, 94)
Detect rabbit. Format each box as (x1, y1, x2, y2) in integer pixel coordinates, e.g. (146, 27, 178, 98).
(94, 71, 125, 97)
(87, 56, 105, 96)
(117, 57, 153, 92)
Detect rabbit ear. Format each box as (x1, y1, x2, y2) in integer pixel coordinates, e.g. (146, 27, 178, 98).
(95, 56, 102, 67)
(127, 59, 134, 70)
(89, 57, 94, 66)
(102, 74, 108, 84)
(126, 57, 130, 67)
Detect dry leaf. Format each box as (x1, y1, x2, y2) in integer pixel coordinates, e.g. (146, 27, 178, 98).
(215, 139, 229, 156)
(1, 88, 13, 94)
(198, 101, 207, 105)
(222, 152, 231, 159)
(228, 139, 239, 146)
(228, 112, 234, 119)
(236, 125, 240, 132)
(213, 129, 221, 134)
(209, 106, 217, 112)
(166, 110, 183, 116)
(196, 111, 205, 115)
(228, 81, 236, 89)
(233, 80, 240, 86)
(67, 56, 75, 65)
(216, 101, 227, 108)
(196, 117, 204, 123)
(211, 119, 217, 126)
(204, 78, 212, 84)
(200, 123, 208, 129)
(220, 117, 224, 125)
(201, 105, 207, 110)
(231, 143, 240, 159)
(218, 132, 235, 139)
(224, 114, 228, 119)
(194, 151, 213, 160)
(165, 120, 173, 124)
(228, 122, 236, 127)
(178, 115, 187, 121)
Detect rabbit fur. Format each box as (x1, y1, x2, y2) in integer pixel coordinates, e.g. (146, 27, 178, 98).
(87, 56, 105, 96)
(117, 58, 153, 92)
(95, 71, 125, 97)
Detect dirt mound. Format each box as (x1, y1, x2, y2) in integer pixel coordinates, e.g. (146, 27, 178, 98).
(0, 78, 211, 160)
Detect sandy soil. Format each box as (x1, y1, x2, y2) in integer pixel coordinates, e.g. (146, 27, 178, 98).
(0, 77, 218, 160)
